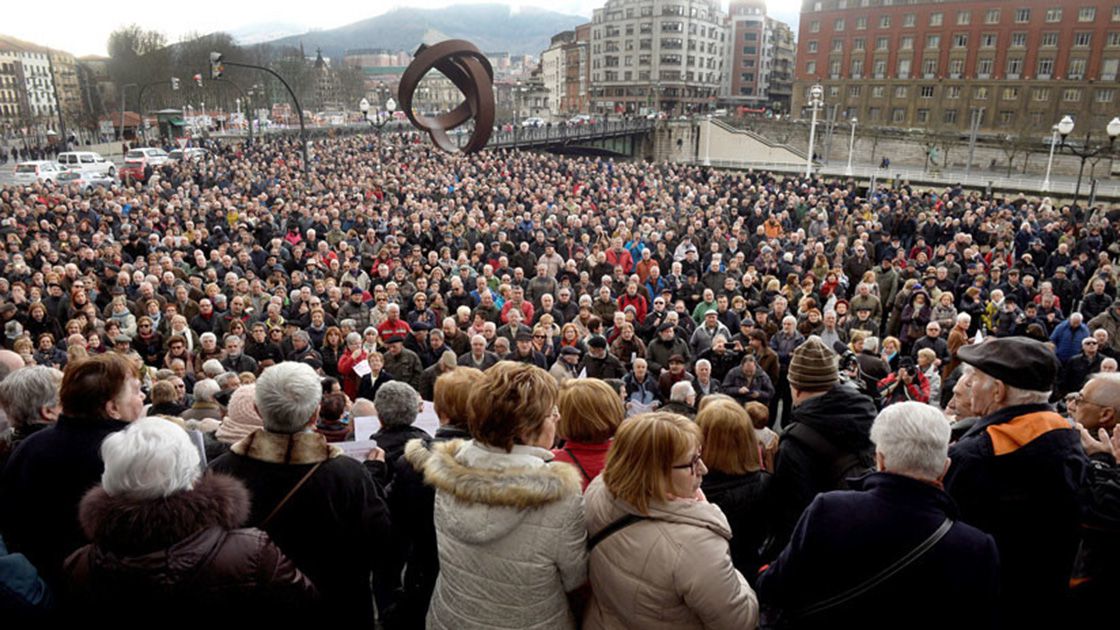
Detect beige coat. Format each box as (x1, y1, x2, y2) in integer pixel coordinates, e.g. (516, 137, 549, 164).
(407, 438, 588, 630)
(583, 476, 759, 630)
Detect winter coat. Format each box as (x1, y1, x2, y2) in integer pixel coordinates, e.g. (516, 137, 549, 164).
(0, 414, 129, 585)
(765, 382, 876, 559)
(1088, 307, 1120, 355)
(722, 366, 775, 405)
(406, 439, 587, 630)
(582, 476, 759, 630)
(1050, 320, 1092, 363)
(63, 473, 316, 623)
(758, 473, 1000, 629)
(0, 535, 50, 622)
(945, 403, 1088, 628)
(702, 469, 771, 583)
(208, 429, 392, 625)
(646, 337, 691, 375)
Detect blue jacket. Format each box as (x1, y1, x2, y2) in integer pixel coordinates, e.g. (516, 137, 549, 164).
(759, 473, 999, 628)
(945, 403, 1088, 628)
(1049, 319, 1090, 363)
(0, 535, 51, 621)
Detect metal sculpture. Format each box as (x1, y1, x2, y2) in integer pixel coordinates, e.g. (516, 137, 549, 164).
(397, 40, 495, 154)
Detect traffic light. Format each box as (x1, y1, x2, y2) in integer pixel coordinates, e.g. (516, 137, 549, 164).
(171, 77, 180, 91)
(210, 52, 224, 80)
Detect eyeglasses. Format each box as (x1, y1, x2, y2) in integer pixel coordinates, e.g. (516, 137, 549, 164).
(672, 451, 703, 475)
(1069, 392, 1108, 408)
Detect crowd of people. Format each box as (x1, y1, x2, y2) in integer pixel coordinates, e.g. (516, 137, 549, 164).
(0, 130, 1117, 627)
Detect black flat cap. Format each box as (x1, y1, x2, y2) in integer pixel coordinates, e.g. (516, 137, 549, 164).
(411, 321, 431, 332)
(560, 346, 581, 356)
(515, 331, 534, 342)
(657, 322, 675, 333)
(957, 337, 1059, 392)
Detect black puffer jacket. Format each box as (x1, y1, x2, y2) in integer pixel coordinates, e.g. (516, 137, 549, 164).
(764, 381, 876, 560)
(63, 473, 316, 623)
(702, 469, 771, 584)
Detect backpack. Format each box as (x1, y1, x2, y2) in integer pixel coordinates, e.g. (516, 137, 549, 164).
(784, 422, 874, 490)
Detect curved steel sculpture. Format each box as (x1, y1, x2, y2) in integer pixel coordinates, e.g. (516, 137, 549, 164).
(398, 40, 495, 154)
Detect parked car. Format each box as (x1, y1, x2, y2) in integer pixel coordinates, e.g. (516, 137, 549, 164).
(119, 148, 169, 181)
(13, 161, 62, 185)
(567, 114, 594, 125)
(521, 117, 545, 127)
(57, 170, 116, 191)
(168, 147, 208, 161)
(57, 151, 115, 177)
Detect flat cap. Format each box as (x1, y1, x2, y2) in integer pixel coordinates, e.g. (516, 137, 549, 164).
(411, 321, 431, 332)
(957, 337, 1059, 392)
(560, 346, 581, 356)
(657, 322, 675, 333)
(385, 335, 405, 344)
(668, 354, 686, 364)
(515, 331, 534, 342)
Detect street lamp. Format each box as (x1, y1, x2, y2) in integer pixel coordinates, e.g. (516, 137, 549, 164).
(1055, 115, 1120, 207)
(1041, 120, 1064, 192)
(845, 117, 858, 177)
(805, 83, 824, 178)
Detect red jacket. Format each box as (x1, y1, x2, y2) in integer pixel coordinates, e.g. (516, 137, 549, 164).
(618, 292, 649, 323)
(605, 248, 634, 274)
(552, 440, 611, 492)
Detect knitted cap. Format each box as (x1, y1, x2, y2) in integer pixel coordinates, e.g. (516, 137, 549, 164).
(788, 336, 839, 393)
(215, 384, 263, 445)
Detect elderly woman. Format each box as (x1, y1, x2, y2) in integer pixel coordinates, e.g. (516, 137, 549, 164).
(583, 412, 758, 629)
(696, 398, 771, 583)
(758, 402, 998, 625)
(336, 332, 368, 399)
(64, 418, 317, 622)
(370, 381, 430, 464)
(407, 361, 587, 630)
(180, 379, 223, 423)
(553, 378, 625, 491)
(0, 366, 62, 468)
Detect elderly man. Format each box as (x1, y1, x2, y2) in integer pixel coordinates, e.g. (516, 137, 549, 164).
(660, 380, 696, 418)
(646, 321, 691, 375)
(384, 335, 424, 392)
(0, 366, 61, 468)
(209, 362, 392, 625)
(1051, 312, 1091, 364)
(457, 334, 499, 371)
(722, 353, 775, 406)
(221, 334, 259, 376)
(1088, 299, 1120, 355)
(1061, 336, 1104, 397)
(758, 402, 999, 624)
(945, 337, 1088, 628)
(690, 308, 731, 356)
(579, 335, 626, 380)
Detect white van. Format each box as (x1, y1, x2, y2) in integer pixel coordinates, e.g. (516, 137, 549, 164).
(57, 151, 115, 177)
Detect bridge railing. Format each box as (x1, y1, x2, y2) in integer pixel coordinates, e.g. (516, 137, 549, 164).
(488, 119, 655, 148)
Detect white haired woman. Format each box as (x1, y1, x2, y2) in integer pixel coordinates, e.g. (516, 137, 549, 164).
(64, 418, 316, 623)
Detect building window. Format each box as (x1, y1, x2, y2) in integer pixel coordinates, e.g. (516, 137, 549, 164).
(957, 11, 971, 25)
(922, 58, 937, 75)
(986, 9, 1001, 24)
(981, 33, 998, 47)
(926, 35, 940, 48)
(901, 36, 914, 50)
(856, 16, 868, 30)
(1114, 5, 1120, 21)
(830, 60, 842, 75)
(874, 59, 887, 76)
(851, 59, 864, 75)
(892, 108, 906, 123)
(1069, 58, 1087, 77)
(835, 18, 845, 31)
(978, 58, 994, 76)
(895, 85, 908, 98)
(869, 107, 881, 121)
(1041, 32, 1059, 47)
(944, 109, 958, 123)
(1046, 8, 1063, 22)
(872, 85, 885, 98)
(1007, 57, 1023, 75)
(1015, 8, 1031, 23)
(1010, 32, 1028, 47)
(1037, 58, 1054, 75)
(953, 33, 969, 48)
(1109, 32, 1120, 46)
(998, 111, 1015, 127)
(904, 13, 916, 27)
(849, 85, 862, 97)
(920, 85, 935, 98)
(832, 39, 844, 52)
(808, 41, 818, 53)
(877, 37, 889, 51)
(947, 85, 961, 99)
(1002, 87, 1020, 100)
(930, 13, 943, 26)
(1097, 88, 1115, 102)
(1064, 88, 1082, 101)
(949, 58, 965, 75)
(1034, 87, 1051, 101)
(880, 15, 891, 29)
(1080, 7, 1097, 22)
(1075, 32, 1093, 47)
(807, 61, 817, 74)
(810, 20, 820, 33)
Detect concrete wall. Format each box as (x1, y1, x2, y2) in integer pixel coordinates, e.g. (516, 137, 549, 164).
(699, 118, 805, 165)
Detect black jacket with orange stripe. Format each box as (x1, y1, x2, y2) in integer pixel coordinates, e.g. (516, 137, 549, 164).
(945, 403, 1088, 628)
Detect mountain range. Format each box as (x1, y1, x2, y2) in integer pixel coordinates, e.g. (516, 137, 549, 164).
(258, 4, 587, 59)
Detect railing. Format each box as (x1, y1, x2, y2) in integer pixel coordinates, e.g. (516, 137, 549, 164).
(488, 119, 656, 148)
(696, 158, 1120, 199)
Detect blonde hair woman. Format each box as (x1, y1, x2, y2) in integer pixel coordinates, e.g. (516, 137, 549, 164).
(696, 399, 772, 582)
(583, 412, 758, 629)
(553, 379, 625, 491)
(407, 362, 587, 630)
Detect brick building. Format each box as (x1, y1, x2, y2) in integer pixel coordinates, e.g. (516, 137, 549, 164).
(793, 0, 1120, 134)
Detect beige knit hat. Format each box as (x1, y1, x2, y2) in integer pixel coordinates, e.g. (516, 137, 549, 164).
(215, 384, 263, 445)
(788, 336, 838, 393)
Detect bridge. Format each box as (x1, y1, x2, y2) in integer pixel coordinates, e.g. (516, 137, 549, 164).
(485, 119, 656, 156)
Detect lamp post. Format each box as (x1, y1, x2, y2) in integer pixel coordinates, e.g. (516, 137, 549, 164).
(119, 82, 137, 143)
(1055, 115, 1120, 208)
(845, 117, 857, 177)
(805, 83, 824, 178)
(703, 114, 712, 166)
(1042, 122, 1061, 192)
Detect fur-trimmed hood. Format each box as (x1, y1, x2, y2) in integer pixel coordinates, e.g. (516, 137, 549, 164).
(231, 428, 342, 464)
(405, 438, 583, 544)
(78, 472, 250, 556)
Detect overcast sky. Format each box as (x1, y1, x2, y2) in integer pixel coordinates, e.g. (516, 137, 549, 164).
(7, 0, 801, 57)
